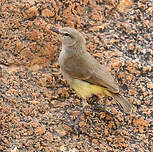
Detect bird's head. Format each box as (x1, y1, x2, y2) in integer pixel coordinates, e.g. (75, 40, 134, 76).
(51, 27, 86, 47)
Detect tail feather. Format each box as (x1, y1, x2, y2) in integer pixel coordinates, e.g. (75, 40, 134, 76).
(113, 93, 133, 113)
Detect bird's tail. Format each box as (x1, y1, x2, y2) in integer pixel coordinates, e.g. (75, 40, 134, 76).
(112, 93, 133, 113)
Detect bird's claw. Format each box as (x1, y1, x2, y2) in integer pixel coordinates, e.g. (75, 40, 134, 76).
(63, 106, 88, 134)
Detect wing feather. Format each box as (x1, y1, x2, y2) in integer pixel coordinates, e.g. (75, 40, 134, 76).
(61, 51, 119, 93)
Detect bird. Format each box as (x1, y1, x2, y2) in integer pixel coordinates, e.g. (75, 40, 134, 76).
(51, 27, 133, 132)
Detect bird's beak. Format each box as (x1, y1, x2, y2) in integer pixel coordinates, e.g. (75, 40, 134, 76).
(50, 28, 61, 34)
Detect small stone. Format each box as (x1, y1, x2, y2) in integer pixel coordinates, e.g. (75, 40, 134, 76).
(60, 145, 67, 151)
(25, 6, 38, 19)
(42, 9, 55, 17)
(128, 43, 135, 51)
(147, 82, 153, 89)
(35, 126, 46, 135)
(56, 127, 67, 137)
(79, 121, 86, 128)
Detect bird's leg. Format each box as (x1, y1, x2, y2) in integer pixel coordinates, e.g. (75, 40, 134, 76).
(82, 98, 88, 108)
(72, 99, 88, 134)
(64, 99, 88, 134)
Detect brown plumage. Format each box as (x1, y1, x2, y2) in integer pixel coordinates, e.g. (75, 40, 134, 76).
(54, 27, 133, 113)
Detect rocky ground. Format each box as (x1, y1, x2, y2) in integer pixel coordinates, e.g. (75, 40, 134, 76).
(0, 0, 153, 151)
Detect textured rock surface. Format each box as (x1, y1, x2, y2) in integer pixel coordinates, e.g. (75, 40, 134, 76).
(0, 0, 152, 151)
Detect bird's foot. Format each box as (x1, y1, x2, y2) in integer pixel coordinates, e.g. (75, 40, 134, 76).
(64, 105, 88, 134)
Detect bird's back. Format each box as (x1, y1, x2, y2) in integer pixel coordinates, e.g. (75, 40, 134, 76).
(59, 48, 119, 94)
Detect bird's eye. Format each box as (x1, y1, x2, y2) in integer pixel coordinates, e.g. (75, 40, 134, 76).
(64, 33, 70, 37)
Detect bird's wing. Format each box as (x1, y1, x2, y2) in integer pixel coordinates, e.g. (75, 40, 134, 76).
(62, 52, 119, 93)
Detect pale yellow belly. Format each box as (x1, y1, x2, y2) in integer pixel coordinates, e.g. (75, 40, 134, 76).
(71, 79, 112, 99)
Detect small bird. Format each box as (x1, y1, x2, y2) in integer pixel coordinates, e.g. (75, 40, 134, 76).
(51, 27, 133, 130)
